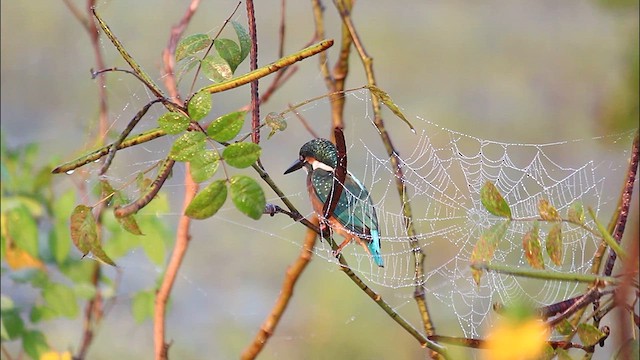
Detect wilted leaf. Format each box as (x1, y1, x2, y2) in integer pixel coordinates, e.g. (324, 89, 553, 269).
(190, 150, 220, 183)
(223, 142, 261, 168)
(158, 112, 190, 134)
(4, 244, 44, 271)
(523, 222, 544, 269)
(207, 111, 246, 142)
(538, 199, 561, 221)
(187, 90, 212, 121)
(265, 112, 287, 139)
(480, 182, 512, 218)
(70, 205, 96, 256)
(185, 180, 227, 219)
(175, 33, 212, 62)
(545, 223, 563, 266)
(202, 54, 233, 82)
(470, 220, 510, 285)
(366, 85, 415, 132)
(567, 202, 585, 224)
(230, 175, 265, 220)
(577, 323, 606, 347)
(169, 131, 206, 162)
(116, 215, 143, 236)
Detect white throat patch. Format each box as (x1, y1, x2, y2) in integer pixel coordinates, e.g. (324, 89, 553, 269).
(310, 159, 335, 172)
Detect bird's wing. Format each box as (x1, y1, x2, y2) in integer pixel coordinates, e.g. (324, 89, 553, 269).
(311, 170, 378, 237)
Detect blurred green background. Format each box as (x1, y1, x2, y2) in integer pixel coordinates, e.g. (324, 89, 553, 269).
(1, 1, 638, 359)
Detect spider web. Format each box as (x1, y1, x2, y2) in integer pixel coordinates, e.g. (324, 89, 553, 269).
(82, 56, 634, 340)
(266, 90, 635, 338)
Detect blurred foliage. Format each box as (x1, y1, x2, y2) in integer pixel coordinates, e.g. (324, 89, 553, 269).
(0, 139, 171, 359)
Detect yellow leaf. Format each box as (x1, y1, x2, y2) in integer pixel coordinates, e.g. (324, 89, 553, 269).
(483, 318, 550, 360)
(5, 243, 45, 270)
(40, 351, 72, 360)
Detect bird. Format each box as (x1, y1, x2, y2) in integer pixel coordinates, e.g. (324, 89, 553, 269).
(284, 138, 383, 267)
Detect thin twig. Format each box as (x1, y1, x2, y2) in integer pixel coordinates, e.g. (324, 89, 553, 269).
(240, 219, 318, 360)
(246, 0, 261, 144)
(162, 0, 201, 103)
(603, 130, 639, 276)
(114, 158, 175, 218)
(154, 2, 201, 359)
(331, 1, 439, 356)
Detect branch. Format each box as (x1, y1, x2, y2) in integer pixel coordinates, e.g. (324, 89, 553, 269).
(331, 0, 438, 354)
(154, 2, 201, 358)
(245, 0, 261, 144)
(240, 220, 318, 359)
(603, 130, 639, 276)
(154, 164, 198, 360)
(52, 40, 334, 175)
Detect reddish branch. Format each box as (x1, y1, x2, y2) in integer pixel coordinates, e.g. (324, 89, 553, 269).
(154, 2, 201, 359)
(240, 222, 318, 359)
(246, 0, 261, 144)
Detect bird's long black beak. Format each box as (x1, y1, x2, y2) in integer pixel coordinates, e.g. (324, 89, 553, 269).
(284, 158, 304, 174)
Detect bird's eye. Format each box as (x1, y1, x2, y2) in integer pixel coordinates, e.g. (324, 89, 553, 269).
(299, 155, 305, 161)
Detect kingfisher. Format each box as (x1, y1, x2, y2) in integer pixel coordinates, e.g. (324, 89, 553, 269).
(284, 138, 383, 267)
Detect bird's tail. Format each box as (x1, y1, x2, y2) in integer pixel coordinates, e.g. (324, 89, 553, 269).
(368, 230, 384, 267)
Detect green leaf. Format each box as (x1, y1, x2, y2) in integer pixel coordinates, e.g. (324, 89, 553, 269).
(231, 20, 251, 62)
(215, 38, 242, 73)
(555, 319, 574, 336)
(366, 85, 415, 132)
(207, 111, 246, 142)
(158, 112, 190, 134)
(567, 202, 585, 224)
(223, 142, 261, 168)
(73, 283, 97, 300)
(117, 214, 144, 236)
(480, 181, 512, 218)
(522, 222, 544, 269)
(30, 305, 57, 323)
(555, 348, 572, 360)
(49, 223, 71, 265)
(70, 205, 96, 256)
(201, 54, 233, 82)
(469, 220, 510, 285)
(43, 283, 79, 318)
(88, 242, 116, 266)
(185, 180, 228, 219)
(169, 131, 206, 162)
(140, 233, 165, 266)
(0, 308, 24, 340)
(538, 199, 561, 221)
(545, 223, 563, 266)
(187, 90, 212, 121)
(22, 330, 49, 360)
(265, 112, 287, 139)
(175, 33, 212, 62)
(132, 290, 156, 324)
(190, 150, 220, 183)
(230, 175, 265, 220)
(577, 323, 606, 347)
(5, 206, 38, 257)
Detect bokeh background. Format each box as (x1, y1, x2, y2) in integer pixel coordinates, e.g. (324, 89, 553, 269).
(2, 1, 638, 359)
